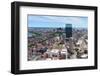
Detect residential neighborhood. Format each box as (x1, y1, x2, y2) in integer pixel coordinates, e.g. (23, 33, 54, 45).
(28, 24, 88, 61)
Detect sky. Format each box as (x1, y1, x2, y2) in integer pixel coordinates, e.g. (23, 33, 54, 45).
(28, 15, 88, 28)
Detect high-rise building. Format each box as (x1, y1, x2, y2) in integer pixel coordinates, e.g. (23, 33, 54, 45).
(65, 24, 72, 38)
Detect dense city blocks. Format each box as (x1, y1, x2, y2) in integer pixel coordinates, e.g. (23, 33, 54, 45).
(28, 15, 88, 61)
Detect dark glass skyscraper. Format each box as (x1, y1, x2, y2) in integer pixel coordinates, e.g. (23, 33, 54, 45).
(65, 24, 72, 38)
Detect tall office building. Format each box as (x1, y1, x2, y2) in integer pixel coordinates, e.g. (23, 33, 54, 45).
(65, 24, 72, 38)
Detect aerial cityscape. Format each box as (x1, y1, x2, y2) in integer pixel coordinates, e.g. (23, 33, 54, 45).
(28, 15, 88, 61)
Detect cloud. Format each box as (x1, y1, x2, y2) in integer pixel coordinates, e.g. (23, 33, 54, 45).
(28, 15, 88, 28)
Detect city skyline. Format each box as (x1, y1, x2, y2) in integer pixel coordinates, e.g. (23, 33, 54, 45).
(28, 15, 88, 28)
